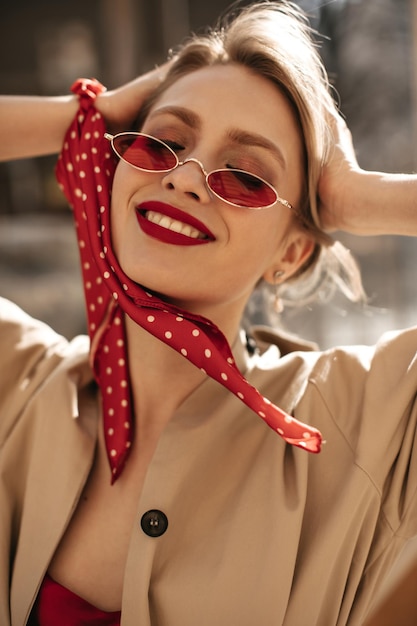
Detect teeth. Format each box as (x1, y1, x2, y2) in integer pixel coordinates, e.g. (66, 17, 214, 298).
(145, 211, 205, 239)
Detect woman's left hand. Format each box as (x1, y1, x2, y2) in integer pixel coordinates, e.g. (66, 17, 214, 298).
(317, 109, 362, 233)
(318, 108, 417, 237)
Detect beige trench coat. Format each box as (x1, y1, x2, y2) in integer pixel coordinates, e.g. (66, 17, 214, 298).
(1, 296, 417, 626)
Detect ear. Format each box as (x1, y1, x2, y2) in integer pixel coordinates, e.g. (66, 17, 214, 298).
(263, 230, 315, 284)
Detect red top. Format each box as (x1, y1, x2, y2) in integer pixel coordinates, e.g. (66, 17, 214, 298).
(28, 574, 121, 626)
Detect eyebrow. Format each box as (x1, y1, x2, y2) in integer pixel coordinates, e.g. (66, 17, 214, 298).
(148, 106, 200, 130)
(226, 129, 287, 170)
(147, 105, 287, 170)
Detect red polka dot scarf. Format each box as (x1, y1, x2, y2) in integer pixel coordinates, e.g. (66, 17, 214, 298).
(56, 78, 323, 483)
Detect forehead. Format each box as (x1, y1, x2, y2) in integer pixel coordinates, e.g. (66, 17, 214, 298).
(147, 64, 304, 161)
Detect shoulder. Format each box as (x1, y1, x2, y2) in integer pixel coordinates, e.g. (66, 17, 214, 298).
(254, 323, 417, 408)
(0, 296, 66, 348)
(0, 297, 90, 443)
(252, 323, 417, 456)
(307, 326, 417, 436)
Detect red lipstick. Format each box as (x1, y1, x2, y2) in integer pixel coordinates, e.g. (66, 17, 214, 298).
(136, 201, 215, 246)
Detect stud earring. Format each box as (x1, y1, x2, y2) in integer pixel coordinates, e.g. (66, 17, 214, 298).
(273, 270, 285, 313)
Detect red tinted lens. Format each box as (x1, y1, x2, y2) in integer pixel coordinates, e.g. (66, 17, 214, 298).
(113, 134, 177, 171)
(207, 169, 277, 208)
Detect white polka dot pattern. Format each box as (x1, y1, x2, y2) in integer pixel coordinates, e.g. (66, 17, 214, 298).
(56, 78, 323, 483)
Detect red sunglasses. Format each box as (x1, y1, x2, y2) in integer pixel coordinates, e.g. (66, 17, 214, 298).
(104, 132, 293, 211)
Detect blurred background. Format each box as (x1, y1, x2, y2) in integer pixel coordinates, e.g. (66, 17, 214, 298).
(0, 0, 416, 348)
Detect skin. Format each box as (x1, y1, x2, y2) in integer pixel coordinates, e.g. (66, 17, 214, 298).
(318, 111, 417, 236)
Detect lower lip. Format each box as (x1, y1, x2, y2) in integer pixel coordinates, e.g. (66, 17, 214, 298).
(136, 211, 212, 246)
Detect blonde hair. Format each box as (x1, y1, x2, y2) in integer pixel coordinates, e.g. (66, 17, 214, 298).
(137, 0, 364, 305)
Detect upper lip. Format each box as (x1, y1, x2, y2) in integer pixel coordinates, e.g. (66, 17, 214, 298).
(136, 201, 216, 240)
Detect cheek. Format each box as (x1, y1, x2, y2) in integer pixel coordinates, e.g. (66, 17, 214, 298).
(232, 211, 289, 255)
(224, 218, 283, 285)
(109, 166, 134, 258)
(111, 162, 132, 208)
(109, 177, 122, 256)
(109, 164, 139, 233)
(109, 198, 121, 259)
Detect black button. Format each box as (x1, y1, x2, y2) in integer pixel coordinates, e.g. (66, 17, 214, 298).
(140, 509, 168, 537)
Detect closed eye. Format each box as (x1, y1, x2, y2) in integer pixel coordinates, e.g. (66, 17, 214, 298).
(227, 167, 265, 190)
(161, 140, 185, 154)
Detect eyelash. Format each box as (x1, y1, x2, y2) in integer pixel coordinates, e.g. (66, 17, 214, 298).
(163, 140, 185, 153)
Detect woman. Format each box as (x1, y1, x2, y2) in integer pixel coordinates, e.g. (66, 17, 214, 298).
(1, 2, 417, 625)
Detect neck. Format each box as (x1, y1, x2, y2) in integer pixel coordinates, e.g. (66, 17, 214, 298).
(122, 293, 247, 449)
(126, 315, 205, 405)
(124, 313, 233, 443)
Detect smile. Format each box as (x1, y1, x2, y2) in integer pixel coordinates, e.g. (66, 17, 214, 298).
(145, 210, 206, 239)
(136, 201, 215, 246)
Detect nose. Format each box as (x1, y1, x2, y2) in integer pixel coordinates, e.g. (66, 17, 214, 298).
(162, 158, 212, 203)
